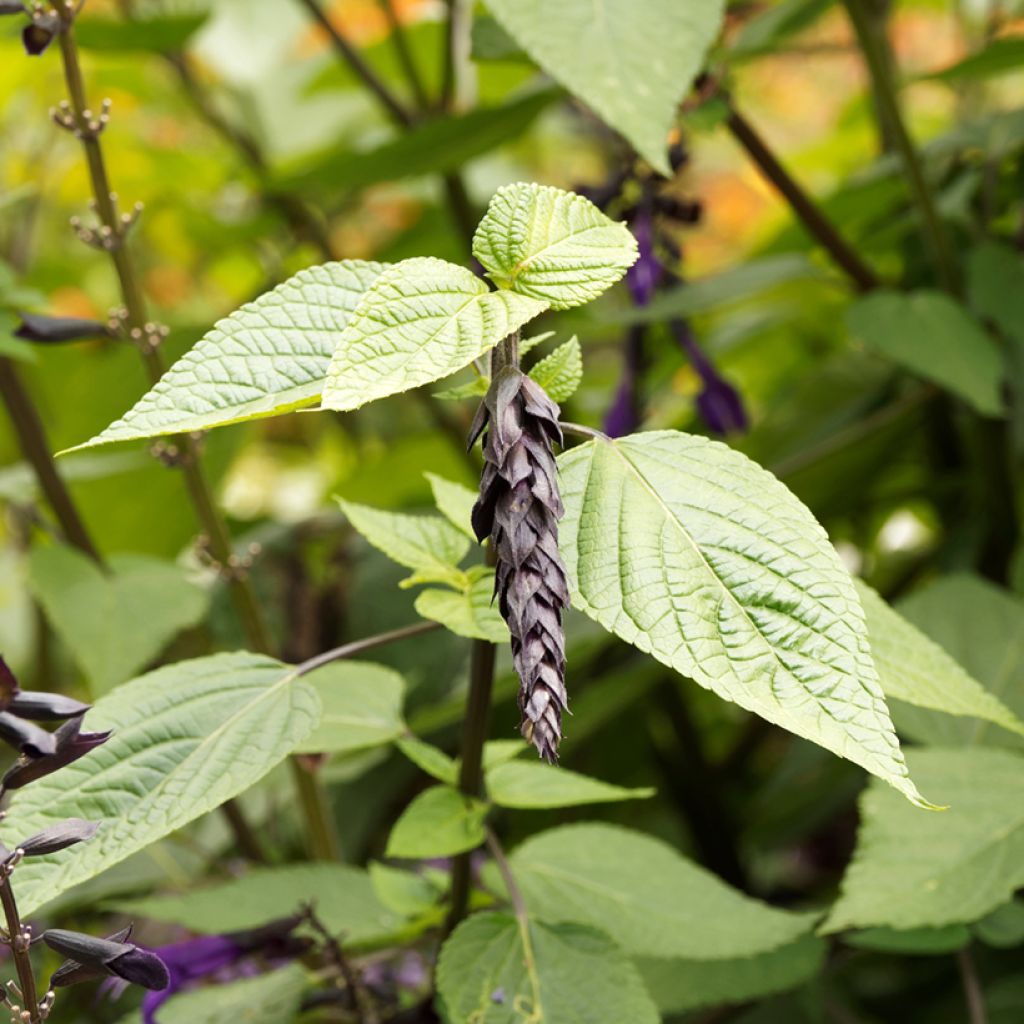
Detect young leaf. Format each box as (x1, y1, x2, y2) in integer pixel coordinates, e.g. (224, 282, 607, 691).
(473, 184, 638, 309)
(321, 257, 546, 411)
(485, 760, 654, 809)
(396, 735, 458, 784)
(64, 261, 385, 451)
(436, 913, 659, 1024)
(496, 824, 817, 959)
(482, 0, 726, 173)
(527, 335, 583, 401)
(424, 472, 477, 539)
(414, 571, 509, 642)
(28, 546, 208, 694)
(558, 432, 929, 807)
(857, 580, 1024, 737)
(1, 653, 320, 916)
(150, 964, 306, 1024)
(386, 785, 487, 858)
(338, 497, 469, 588)
(295, 661, 405, 755)
(824, 747, 1024, 933)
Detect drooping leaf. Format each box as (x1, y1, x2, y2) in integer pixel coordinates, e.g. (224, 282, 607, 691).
(74, 13, 207, 52)
(473, 184, 638, 309)
(121, 864, 399, 945)
(414, 571, 509, 642)
(436, 913, 659, 1024)
(845, 289, 1004, 416)
(386, 785, 487, 858)
(498, 824, 818, 959)
(321, 258, 546, 411)
(482, 0, 726, 173)
(824, 747, 1024, 932)
(66, 261, 385, 450)
(27, 546, 208, 694)
(295, 661, 405, 755)
(338, 498, 469, 588)
(857, 580, 1024, 737)
(145, 964, 306, 1024)
(558, 432, 928, 806)
(485, 760, 654, 808)
(1, 653, 320, 916)
(424, 472, 477, 539)
(528, 335, 583, 401)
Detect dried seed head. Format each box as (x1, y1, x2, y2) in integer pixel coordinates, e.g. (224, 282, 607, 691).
(471, 366, 569, 761)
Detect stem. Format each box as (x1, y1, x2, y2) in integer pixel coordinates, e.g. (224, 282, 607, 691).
(0, 358, 102, 563)
(956, 947, 988, 1024)
(439, 0, 471, 111)
(295, 620, 442, 676)
(377, 0, 429, 111)
(290, 761, 341, 861)
(0, 872, 42, 1024)
(725, 103, 879, 293)
(841, 0, 960, 293)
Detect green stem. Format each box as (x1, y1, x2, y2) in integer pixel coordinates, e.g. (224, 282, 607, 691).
(296, 619, 442, 676)
(0, 871, 41, 1024)
(841, 0, 960, 293)
(377, 0, 430, 111)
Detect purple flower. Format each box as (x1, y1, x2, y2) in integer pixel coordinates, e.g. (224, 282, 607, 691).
(670, 321, 748, 436)
(604, 325, 645, 438)
(625, 208, 661, 307)
(2, 714, 110, 790)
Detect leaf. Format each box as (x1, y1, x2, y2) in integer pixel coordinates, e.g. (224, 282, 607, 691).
(843, 925, 970, 955)
(66, 261, 385, 451)
(296, 661, 405, 755)
(528, 335, 583, 402)
(924, 38, 1024, 84)
(472, 184, 638, 309)
(339, 498, 469, 588)
(27, 546, 208, 693)
(966, 240, 1024, 348)
(386, 785, 487, 858)
(433, 376, 490, 401)
(729, 0, 832, 58)
(121, 864, 399, 945)
(1, 653, 320, 916)
(424, 472, 477, 539)
(485, 760, 654, 808)
(499, 824, 818, 959)
(414, 572, 509, 642)
(483, 739, 528, 769)
(74, 13, 207, 52)
(369, 862, 443, 917)
(857, 580, 1024, 737)
(824, 747, 1024, 932)
(845, 290, 1004, 416)
(396, 736, 458, 784)
(974, 899, 1024, 949)
(145, 964, 306, 1024)
(637, 933, 827, 1014)
(482, 0, 726, 173)
(436, 913, 659, 1024)
(558, 432, 929, 807)
(321, 258, 546, 411)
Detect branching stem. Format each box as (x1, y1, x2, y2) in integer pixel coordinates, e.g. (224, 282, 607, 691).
(0, 871, 41, 1024)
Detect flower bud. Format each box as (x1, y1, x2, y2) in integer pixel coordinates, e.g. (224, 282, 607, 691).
(18, 818, 100, 858)
(22, 14, 58, 56)
(0, 712, 56, 757)
(8, 691, 91, 721)
(15, 312, 111, 343)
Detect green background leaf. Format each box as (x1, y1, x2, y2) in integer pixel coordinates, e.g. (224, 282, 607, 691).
(485, 760, 654, 808)
(528, 335, 583, 402)
(386, 785, 487, 858)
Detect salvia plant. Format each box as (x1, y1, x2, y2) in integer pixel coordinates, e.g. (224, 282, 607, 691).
(1, 0, 1023, 1022)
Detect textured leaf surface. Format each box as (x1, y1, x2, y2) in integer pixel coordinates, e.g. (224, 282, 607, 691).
(296, 661, 405, 754)
(845, 290, 1004, 416)
(415, 572, 509, 642)
(321, 257, 546, 410)
(121, 864, 399, 945)
(68, 261, 384, 450)
(558, 432, 926, 805)
(485, 760, 654, 808)
(528, 335, 583, 401)
(28, 546, 208, 693)
(436, 913, 659, 1024)
(386, 785, 487, 858)
(2, 653, 320, 916)
(500, 824, 817, 959)
(425, 472, 477, 538)
(473, 184, 637, 309)
(146, 964, 306, 1024)
(858, 581, 1024, 737)
(482, 0, 726, 172)
(825, 747, 1024, 932)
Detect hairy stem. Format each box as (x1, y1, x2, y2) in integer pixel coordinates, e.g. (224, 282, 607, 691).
(0, 871, 42, 1023)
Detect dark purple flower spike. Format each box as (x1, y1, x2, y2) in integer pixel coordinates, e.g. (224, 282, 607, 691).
(2, 714, 111, 791)
(15, 313, 111, 344)
(670, 320, 749, 436)
(45, 927, 170, 992)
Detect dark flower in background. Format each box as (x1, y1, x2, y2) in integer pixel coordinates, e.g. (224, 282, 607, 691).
(21, 11, 59, 55)
(45, 926, 170, 992)
(670, 320, 749, 436)
(14, 312, 111, 344)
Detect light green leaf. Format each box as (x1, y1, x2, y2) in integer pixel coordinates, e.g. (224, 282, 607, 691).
(27, 546, 208, 694)
(321, 257, 546, 411)
(415, 572, 509, 642)
(500, 824, 818, 959)
(924, 38, 1024, 84)
(482, 0, 725, 173)
(858, 580, 1024, 737)
(638, 933, 827, 1014)
(437, 913, 659, 1024)
(528, 335, 583, 402)
(845, 290, 1004, 416)
(386, 785, 487, 858)
(296, 661, 405, 755)
(844, 925, 970, 955)
(1, 653, 320, 916)
(473, 184, 637, 309)
(558, 432, 929, 807)
(339, 498, 469, 588)
(369, 862, 443, 917)
(824, 747, 1024, 932)
(120, 864, 400, 945)
(518, 330, 556, 356)
(65, 261, 385, 451)
(485, 760, 654, 808)
(396, 735, 458, 784)
(433, 376, 490, 401)
(483, 739, 528, 769)
(425, 472, 477, 538)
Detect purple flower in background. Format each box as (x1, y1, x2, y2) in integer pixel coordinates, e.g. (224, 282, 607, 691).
(604, 325, 645, 438)
(625, 208, 661, 307)
(670, 320, 748, 436)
